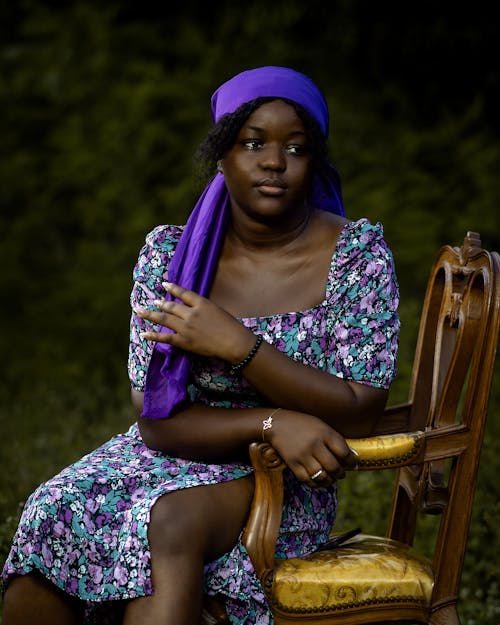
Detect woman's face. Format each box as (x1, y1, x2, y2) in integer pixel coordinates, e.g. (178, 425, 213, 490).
(221, 99, 312, 225)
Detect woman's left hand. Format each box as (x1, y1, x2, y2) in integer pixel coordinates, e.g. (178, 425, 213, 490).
(134, 281, 255, 361)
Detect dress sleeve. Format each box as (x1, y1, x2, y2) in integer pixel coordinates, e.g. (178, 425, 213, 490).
(324, 220, 400, 389)
(128, 225, 182, 391)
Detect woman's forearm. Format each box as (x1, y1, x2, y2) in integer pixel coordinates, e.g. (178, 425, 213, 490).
(134, 393, 358, 484)
(135, 395, 270, 461)
(235, 339, 388, 434)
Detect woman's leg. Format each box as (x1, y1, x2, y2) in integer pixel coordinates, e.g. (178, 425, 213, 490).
(3, 573, 83, 625)
(123, 475, 254, 625)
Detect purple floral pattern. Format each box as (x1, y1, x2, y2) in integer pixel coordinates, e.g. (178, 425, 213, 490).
(2, 218, 399, 625)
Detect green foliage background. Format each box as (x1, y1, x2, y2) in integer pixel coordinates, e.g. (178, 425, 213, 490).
(0, 1, 499, 623)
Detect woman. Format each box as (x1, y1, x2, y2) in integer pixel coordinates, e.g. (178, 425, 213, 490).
(2, 66, 399, 625)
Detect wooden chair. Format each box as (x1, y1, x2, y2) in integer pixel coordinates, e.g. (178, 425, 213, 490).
(233, 232, 499, 625)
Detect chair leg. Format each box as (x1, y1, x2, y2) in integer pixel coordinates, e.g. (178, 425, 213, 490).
(429, 603, 461, 625)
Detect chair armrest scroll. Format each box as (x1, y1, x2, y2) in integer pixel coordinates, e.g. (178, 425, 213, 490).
(243, 442, 286, 593)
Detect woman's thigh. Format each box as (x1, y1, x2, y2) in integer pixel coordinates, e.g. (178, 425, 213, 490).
(148, 475, 255, 563)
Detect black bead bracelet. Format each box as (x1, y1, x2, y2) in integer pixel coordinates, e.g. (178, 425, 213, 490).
(230, 335, 263, 375)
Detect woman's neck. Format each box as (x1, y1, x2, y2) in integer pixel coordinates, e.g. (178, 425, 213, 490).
(226, 207, 314, 253)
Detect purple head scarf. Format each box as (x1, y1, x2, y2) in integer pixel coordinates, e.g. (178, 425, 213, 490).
(142, 66, 345, 419)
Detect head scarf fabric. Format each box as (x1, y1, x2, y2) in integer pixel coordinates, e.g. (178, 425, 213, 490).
(142, 66, 345, 419)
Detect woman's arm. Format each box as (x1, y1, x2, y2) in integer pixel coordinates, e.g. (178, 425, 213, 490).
(135, 282, 388, 437)
(132, 389, 265, 460)
(233, 338, 388, 434)
(132, 389, 358, 487)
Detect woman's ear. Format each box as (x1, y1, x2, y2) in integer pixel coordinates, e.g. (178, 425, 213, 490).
(216, 160, 223, 173)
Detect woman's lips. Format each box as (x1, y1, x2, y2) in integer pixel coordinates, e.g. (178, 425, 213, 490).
(255, 179, 287, 196)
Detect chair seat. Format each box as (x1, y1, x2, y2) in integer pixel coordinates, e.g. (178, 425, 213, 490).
(271, 534, 434, 615)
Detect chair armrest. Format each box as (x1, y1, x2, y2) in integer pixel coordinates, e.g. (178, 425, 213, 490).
(346, 422, 470, 469)
(346, 431, 425, 469)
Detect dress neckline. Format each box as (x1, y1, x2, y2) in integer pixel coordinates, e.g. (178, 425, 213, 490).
(236, 219, 356, 322)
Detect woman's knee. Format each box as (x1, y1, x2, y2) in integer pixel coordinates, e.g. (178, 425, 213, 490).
(148, 489, 209, 557)
(3, 573, 83, 625)
(148, 477, 254, 561)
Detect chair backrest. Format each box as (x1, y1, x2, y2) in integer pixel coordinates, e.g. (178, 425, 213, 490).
(387, 232, 500, 609)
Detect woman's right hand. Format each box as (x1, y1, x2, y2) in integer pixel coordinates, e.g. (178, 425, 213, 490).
(134, 281, 255, 363)
(266, 410, 358, 488)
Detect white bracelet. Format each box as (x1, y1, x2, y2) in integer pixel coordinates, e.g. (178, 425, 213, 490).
(262, 408, 281, 441)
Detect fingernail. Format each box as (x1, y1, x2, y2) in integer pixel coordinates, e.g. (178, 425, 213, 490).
(139, 332, 148, 340)
(153, 299, 163, 307)
(162, 281, 172, 290)
(349, 447, 359, 457)
(134, 306, 146, 314)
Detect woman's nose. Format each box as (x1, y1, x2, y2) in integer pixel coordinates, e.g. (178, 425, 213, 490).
(259, 144, 286, 170)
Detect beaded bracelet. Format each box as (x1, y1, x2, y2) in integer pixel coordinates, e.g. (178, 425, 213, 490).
(230, 335, 263, 375)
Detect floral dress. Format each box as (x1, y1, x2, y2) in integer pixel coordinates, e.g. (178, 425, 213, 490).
(2, 218, 399, 624)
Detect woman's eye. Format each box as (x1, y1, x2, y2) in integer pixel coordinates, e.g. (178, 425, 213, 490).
(241, 139, 261, 151)
(287, 144, 308, 155)
(240, 140, 308, 154)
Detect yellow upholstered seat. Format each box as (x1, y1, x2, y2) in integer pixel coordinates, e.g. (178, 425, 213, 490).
(272, 534, 433, 614)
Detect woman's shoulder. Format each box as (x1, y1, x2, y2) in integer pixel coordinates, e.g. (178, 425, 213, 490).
(133, 224, 184, 282)
(324, 217, 396, 295)
(144, 223, 184, 254)
(336, 217, 392, 262)
(340, 217, 386, 242)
